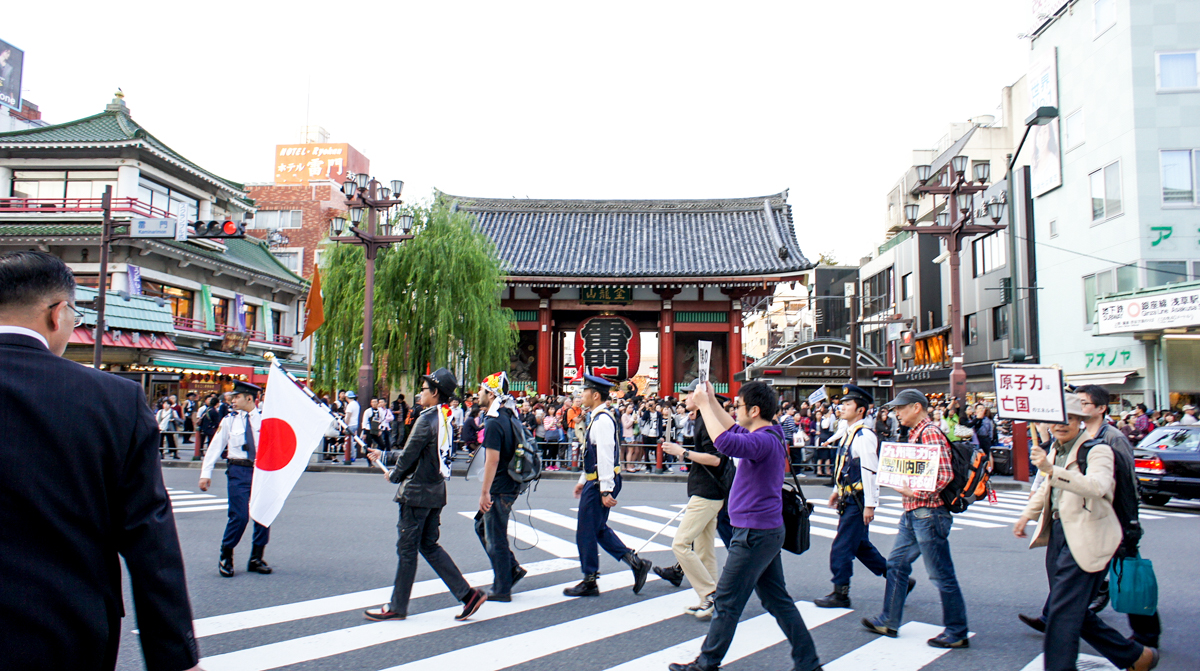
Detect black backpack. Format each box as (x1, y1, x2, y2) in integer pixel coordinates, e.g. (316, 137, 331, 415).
(1076, 438, 1142, 557)
(506, 410, 542, 492)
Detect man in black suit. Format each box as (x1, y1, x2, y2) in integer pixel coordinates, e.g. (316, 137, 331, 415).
(0, 251, 201, 671)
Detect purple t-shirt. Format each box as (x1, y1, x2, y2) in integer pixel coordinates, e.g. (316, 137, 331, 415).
(714, 423, 786, 529)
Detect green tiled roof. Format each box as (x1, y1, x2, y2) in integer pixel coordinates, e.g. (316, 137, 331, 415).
(75, 286, 176, 333)
(0, 107, 247, 197)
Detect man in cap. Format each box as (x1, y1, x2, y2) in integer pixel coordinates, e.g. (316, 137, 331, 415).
(365, 368, 487, 622)
(564, 373, 655, 597)
(1013, 393, 1159, 671)
(813, 384, 887, 609)
(200, 379, 274, 577)
(474, 371, 527, 601)
(343, 390, 361, 464)
(862, 388, 968, 649)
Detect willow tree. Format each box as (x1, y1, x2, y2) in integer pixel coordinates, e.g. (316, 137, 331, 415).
(312, 200, 516, 393)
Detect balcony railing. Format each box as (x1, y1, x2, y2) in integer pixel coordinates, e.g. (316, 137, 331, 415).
(173, 316, 294, 347)
(0, 197, 174, 219)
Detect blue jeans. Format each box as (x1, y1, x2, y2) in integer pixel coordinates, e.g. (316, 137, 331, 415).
(475, 492, 519, 595)
(698, 526, 820, 671)
(878, 507, 968, 640)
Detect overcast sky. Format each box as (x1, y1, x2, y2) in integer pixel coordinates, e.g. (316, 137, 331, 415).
(9, 0, 1033, 264)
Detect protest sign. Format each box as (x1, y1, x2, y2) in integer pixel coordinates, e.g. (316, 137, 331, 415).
(698, 340, 711, 383)
(993, 364, 1066, 424)
(878, 442, 942, 492)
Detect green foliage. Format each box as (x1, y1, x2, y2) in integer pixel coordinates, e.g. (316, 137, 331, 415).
(313, 201, 516, 393)
(816, 251, 838, 266)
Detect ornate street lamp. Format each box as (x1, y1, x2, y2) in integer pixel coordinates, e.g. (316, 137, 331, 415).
(904, 203, 920, 224)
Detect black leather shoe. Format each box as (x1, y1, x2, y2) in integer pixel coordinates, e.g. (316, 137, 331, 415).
(814, 585, 850, 609)
(564, 574, 600, 597)
(668, 659, 717, 671)
(653, 564, 685, 588)
(623, 551, 652, 595)
(1089, 579, 1110, 613)
(455, 588, 487, 621)
(247, 545, 272, 574)
(218, 547, 234, 578)
(1018, 613, 1046, 633)
(927, 633, 969, 649)
(487, 592, 512, 602)
(364, 604, 405, 621)
(862, 617, 898, 638)
(511, 565, 528, 588)
(907, 577, 917, 595)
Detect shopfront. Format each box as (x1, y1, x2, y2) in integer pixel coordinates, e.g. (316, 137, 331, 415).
(738, 339, 893, 405)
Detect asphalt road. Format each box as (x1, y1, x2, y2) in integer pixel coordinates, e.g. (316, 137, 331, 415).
(113, 468, 1200, 671)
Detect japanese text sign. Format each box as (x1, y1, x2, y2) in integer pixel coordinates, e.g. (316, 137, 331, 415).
(993, 364, 1066, 423)
(1096, 287, 1200, 334)
(878, 442, 941, 492)
(697, 340, 712, 383)
(274, 143, 369, 185)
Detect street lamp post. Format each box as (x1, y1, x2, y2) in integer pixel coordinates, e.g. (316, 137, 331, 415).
(328, 174, 415, 429)
(900, 156, 1007, 402)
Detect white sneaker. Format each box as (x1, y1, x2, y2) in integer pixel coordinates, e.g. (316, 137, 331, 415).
(694, 597, 715, 620)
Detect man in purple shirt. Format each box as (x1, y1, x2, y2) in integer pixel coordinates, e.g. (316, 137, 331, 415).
(670, 381, 823, 671)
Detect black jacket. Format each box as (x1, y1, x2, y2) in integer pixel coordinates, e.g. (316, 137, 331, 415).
(0, 333, 198, 671)
(687, 413, 731, 500)
(385, 406, 447, 508)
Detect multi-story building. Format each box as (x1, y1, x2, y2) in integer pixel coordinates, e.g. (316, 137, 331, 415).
(3, 100, 46, 133)
(0, 93, 310, 399)
(1029, 0, 1200, 411)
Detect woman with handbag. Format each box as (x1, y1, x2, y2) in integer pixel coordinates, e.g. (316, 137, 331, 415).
(156, 399, 180, 459)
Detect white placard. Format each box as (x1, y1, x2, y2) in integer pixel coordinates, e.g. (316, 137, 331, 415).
(1096, 287, 1200, 334)
(878, 442, 942, 492)
(697, 340, 712, 383)
(993, 364, 1066, 424)
(130, 218, 176, 238)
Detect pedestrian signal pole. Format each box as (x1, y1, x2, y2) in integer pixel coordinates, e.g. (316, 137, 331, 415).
(91, 186, 113, 369)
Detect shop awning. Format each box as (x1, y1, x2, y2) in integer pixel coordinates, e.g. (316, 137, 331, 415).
(1065, 369, 1139, 386)
(70, 327, 177, 350)
(149, 357, 221, 371)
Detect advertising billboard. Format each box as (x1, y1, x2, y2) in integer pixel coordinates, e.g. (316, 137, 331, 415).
(0, 38, 24, 111)
(1028, 49, 1062, 197)
(274, 143, 369, 185)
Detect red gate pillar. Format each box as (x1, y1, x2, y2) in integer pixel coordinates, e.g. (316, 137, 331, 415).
(729, 299, 743, 396)
(658, 295, 676, 398)
(537, 302, 552, 397)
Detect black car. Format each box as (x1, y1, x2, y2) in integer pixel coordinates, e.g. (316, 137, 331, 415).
(1133, 425, 1200, 506)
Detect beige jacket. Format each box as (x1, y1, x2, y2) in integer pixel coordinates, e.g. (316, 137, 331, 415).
(1022, 434, 1122, 573)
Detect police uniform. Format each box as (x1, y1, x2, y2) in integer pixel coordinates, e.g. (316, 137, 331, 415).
(815, 384, 886, 608)
(200, 380, 272, 577)
(564, 373, 654, 598)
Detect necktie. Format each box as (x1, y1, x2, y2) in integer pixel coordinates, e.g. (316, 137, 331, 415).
(243, 412, 256, 460)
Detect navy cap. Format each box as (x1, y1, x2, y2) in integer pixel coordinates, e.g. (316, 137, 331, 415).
(884, 388, 930, 408)
(232, 380, 261, 396)
(581, 372, 616, 394)
(841, 384, 873, 406)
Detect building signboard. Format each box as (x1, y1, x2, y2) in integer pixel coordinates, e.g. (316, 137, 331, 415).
(0, 38, 24, 111)
(274, 143, 370, 185)
(579, 286, 632, 304)
(1028, 49, 1063, 197)
(130, 218, 176, 238)
(993, 364, 1066, 424)
(1096, 286, 1200, 335)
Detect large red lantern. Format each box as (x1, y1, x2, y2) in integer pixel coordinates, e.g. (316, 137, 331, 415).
(574, 315, 640, 381)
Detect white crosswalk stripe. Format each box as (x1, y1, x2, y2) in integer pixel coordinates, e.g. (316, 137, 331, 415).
(1018, 652, 1119, 670)
(824, 622, 972, 670)
(520, 508, 674, 553)
(166, 487, 225, 515)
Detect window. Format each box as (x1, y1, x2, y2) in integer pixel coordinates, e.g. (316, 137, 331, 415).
(992, 306, 1009, 340)
(1090, 161, 1123, 222)
(1094, 0, 1116, 35)
(213, 297, 230, 328)
(1064, 110, 1085, 151)
(862, 267, 894, 316)
(901, 273, 913, 300)
(1083, 265, 1139, 323)
(272, 250, 301, 272)
(140, 280, 194, 320)
(1157, 51, 1199, 91)
(972, 231, 1006, 277)
(271, 309, 284, 338)
(255, 210, 303, 229)
(12, 170, 117, 201)
(1146, 261, 1188, 288)
(1049, 219, 1058, 238)
(964, 313, 978, 346)
(137, 177, 198, 220)
(1161, 150, 1199, 206)
(242, 304, 258, 332)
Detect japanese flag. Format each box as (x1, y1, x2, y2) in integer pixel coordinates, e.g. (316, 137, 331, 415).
(250, 364, 335, 527)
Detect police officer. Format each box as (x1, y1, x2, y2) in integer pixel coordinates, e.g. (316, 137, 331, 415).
(564, 373, 654, 597)
(199, 380, 273, 577)
(814, 384, 887, 608)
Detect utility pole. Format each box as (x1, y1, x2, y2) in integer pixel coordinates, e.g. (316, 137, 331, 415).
(92, 186, 113, 369)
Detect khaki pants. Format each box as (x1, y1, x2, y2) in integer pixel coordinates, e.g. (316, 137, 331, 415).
(672, 495, 725, 600)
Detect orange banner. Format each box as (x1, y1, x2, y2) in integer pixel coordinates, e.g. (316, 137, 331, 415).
(274, 143, 369, 185)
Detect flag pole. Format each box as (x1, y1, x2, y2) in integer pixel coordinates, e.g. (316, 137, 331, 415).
(263, 353, 388, 475)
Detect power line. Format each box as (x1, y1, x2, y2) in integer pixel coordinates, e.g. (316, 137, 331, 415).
(1011, 231, 1192, 281)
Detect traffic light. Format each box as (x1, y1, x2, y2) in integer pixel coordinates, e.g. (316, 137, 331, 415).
(191, 220, 246, 239)
(899, 330, 915, 359)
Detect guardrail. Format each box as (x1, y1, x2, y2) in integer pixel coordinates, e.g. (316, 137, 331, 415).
(172, 316, 294, 347)
(0, 197, 174, 218)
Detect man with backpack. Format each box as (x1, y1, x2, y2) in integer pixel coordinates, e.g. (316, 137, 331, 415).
(1013, 393, 1158, 671)
(862, 388, 969, 650)
(473, 371, 528, 602)
(814, 384, 887, 609)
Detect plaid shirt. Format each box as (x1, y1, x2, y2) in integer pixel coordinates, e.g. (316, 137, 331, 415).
(903, 417, 954, 512)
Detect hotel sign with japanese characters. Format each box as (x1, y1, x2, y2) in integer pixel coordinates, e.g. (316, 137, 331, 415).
(993, 364, 1066, 424)
(1096, 287, 1200, 335)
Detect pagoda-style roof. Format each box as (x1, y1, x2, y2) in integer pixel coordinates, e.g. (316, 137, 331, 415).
(0, 96, 249, 202)
(441, 190, 812, 280)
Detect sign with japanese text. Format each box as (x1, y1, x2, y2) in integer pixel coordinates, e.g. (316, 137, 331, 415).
(574, 315, 640, 381)
(1028, 49, 1063, 196)
(698, 340, 712, 383)
(274, 143, 369, 185)
(1096, 286, 1200, 335)
(878, 442, 941, 492)
(580, 286, 632, 304)
(130, 218, 176, 238)
(993, 364, 1066, 424)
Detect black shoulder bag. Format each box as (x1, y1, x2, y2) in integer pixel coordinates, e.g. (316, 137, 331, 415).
(779, 431, 813, 555)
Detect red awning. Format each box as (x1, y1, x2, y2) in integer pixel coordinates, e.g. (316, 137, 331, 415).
(70, 327, 178, 350)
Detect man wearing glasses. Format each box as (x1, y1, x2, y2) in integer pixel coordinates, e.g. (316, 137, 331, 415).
(0, 251, 201, 670)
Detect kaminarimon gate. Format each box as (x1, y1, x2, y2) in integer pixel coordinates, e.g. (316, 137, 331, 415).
(444, 191, 813, 397)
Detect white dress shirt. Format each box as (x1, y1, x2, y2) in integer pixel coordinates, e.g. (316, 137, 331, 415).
(0, 325, 49, 349)
(578, 403, 618, 494)
(200, 408, 262, 479)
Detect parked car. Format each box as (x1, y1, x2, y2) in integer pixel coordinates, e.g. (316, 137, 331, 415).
(1133, 425, 1200, 506)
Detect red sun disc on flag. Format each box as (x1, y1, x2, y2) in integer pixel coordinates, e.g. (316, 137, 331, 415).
(257, 418, 297, 471)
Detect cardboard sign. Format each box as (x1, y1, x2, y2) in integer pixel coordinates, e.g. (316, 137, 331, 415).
(698, 340, 712, 383)
(993, 364, 1066, 424)
(878, 442, 941, 492)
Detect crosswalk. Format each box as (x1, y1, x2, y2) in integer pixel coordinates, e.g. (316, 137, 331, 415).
(185, 493, 1184, 671)
(167, 487, 227, 514)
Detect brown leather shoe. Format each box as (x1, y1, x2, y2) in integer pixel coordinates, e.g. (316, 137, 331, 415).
(1128, 645, 1159, 671)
